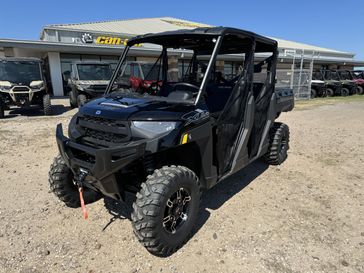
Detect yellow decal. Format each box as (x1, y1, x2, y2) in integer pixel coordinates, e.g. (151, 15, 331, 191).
(181, 133, 189, 144)
(96, 36, 142, 46)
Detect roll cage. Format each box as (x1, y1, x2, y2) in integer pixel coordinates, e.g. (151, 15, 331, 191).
(105, 27, 278, 107)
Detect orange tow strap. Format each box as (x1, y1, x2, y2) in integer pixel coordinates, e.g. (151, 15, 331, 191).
(78, 187, 88, 219)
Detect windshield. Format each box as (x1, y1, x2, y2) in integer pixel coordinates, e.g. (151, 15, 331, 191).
(324, 70, 340, 81)
(107, 36, 222, 104)
(77, 64, 112, 81)
(338, 71, 352, 80)
(0, 60, 42, 83)
(353, 71, 364, 79)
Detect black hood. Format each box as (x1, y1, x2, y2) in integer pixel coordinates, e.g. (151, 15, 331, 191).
(79, 95, 197, 121)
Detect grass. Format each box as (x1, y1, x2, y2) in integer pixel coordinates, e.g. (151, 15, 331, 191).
(294, 95, 364, 110)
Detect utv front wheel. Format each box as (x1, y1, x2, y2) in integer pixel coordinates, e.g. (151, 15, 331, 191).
(131, 166, 201, 257)
(263, 122, 290, 165)
(341, 88, 349, 97)
(43, 94, 52, 115)
(326, 88, 334, 97)
(48, 155, 101, 208)
(69, 90, 78, 108)
(77, 94, 87, 107)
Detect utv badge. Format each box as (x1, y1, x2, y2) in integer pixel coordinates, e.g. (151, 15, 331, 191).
(95, 110, 102, 115)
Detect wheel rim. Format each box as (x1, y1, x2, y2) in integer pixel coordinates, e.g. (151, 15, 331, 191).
(163, 188, 192, 234)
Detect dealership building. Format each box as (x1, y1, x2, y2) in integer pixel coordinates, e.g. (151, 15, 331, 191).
(0, 17, 363, 96)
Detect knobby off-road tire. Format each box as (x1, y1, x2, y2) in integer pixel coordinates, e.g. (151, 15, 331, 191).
(326, 88, 334, 97)
(43, 94, 52, 115)
(357, 86, 364, 95)
(263, 122, 290, 165)
(341, 88, 349, 97)
(48, 155, 101, 208)
(77, 94, 87, 108)
(131, 166, 201, 257)
(69, 90, 78, 108)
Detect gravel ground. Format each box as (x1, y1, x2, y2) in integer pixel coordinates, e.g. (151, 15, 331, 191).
(0, 99, 363, 273)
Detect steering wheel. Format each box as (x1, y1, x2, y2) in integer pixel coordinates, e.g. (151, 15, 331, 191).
(172, 82, 200, 92)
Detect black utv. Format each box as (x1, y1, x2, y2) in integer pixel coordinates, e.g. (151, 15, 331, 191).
(0, 58, 51, 118)
(337, 70, 357, 95)
(68, 61, 113, 108)
(320, 70, 346, 96)
(49, 27, 294, 256)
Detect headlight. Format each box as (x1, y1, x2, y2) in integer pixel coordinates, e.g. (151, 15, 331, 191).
(0, 85, 11, 91)
(132, 121, 178, 137)
(30, 81, 44, 89)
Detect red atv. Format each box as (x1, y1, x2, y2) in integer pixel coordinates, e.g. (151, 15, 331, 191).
(352, 70, 364, 95)
(119, 61, 162, 94)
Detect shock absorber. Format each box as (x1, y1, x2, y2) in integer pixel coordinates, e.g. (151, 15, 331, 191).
(144, 154, 155, 175)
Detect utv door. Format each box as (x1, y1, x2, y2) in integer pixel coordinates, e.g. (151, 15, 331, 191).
(215, 45, 255, 177)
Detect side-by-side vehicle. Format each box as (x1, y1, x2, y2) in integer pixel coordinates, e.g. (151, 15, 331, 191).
(49, 27, 294, 256)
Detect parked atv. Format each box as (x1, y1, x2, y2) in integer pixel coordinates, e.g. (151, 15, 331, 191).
(347, 70, 364, 95)
(118, 61, 162, 93)
(311, 71, 327, 98)
(321, 70, 345, 96)
(49, 27, 294, 256)
(337, 70, 357, 95)
(68, 61, 113, 108)
(0, 57, 51, 118)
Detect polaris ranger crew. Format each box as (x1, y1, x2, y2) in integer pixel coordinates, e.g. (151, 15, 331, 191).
(49, 27, 294, 256)
(0, 58, 51, 118)
(337, 70, 357, 95)
(321, 70, 345, 96)
(68, 61, 113, 108)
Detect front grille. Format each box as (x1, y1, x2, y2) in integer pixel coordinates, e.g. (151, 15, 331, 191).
(14, 93, 29, 102)
(77, 115, 130, 147)
(13, 86, 30, 92)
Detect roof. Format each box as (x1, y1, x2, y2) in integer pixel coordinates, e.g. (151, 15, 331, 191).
(42, 17, 352, 56)
(44, 17, 210, 36)
(129, 27, 277, 53)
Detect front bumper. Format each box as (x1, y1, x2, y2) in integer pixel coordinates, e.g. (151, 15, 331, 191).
(0, 88, 45, 106)
(56, 124, 146, 199)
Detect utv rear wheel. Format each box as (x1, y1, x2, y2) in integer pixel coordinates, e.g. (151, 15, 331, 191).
(263, 122, 290, 165)
(43, 94, 52, 115)
(77, 94, 87, 107)
(69, 90, 78, 108)
(341, 88, 349, 97)
(326, 88, 334, 97)
(131, 166, 201, 257)
(48, 155, 101, 208)
(357, 86, 364, 95)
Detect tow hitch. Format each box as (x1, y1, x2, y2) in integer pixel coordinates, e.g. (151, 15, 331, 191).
(74, 168, 89, 219)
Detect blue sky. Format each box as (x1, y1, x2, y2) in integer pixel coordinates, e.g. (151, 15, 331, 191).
(1, 0, 363, 59)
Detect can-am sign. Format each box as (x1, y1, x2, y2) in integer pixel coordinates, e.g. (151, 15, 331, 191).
(96, 36, 128, 45)
(80, 33, 142, 46)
